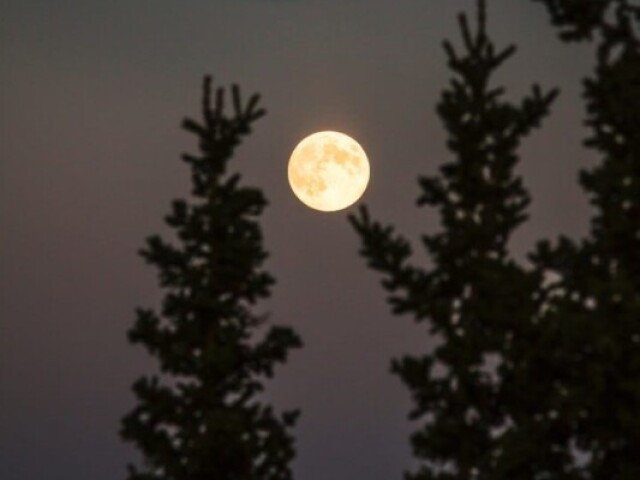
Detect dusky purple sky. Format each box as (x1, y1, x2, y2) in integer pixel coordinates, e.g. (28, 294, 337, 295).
(1, 1, 596, 479)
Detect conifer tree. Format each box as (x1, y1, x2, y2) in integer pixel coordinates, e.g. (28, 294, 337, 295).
(121, 76, 302, 480)
(524, 1, 640, 478)
(350, 1, 559, 478)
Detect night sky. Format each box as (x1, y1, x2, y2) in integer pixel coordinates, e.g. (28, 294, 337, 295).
(1, 1, 596, 479)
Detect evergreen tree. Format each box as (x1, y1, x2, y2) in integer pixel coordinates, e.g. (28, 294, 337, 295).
(350, 1, 560, 478)
(525, 1, 640, 478)
(121, 76, 302, 480)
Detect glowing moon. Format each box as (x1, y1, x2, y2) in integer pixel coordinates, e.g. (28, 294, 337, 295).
(287, 131, 370, 212)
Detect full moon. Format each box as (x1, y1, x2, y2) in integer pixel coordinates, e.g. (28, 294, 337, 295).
(287, 131, 370, 212)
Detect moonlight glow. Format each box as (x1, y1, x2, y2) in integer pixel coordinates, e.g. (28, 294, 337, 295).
(287, 131, 370, 212)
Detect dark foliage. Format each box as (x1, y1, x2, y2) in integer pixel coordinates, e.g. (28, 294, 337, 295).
(121, 77, 302, 480)
(350, 1, 559, 478)
(527, 1, 640, 478)
(351, 0, 640, 478)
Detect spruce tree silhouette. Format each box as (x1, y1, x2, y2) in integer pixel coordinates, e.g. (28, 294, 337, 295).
(121, 76, 302, 480)
(526, 1, 640, 478)
(350, 1, 560, 478)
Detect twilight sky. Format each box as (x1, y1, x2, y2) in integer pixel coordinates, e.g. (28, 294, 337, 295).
(1, 1, 596, 479)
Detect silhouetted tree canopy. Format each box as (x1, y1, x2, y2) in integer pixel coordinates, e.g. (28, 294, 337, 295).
(528, 0, 640, 478)
(351, 0, 639, 478)
(121, 77, 302, 480)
